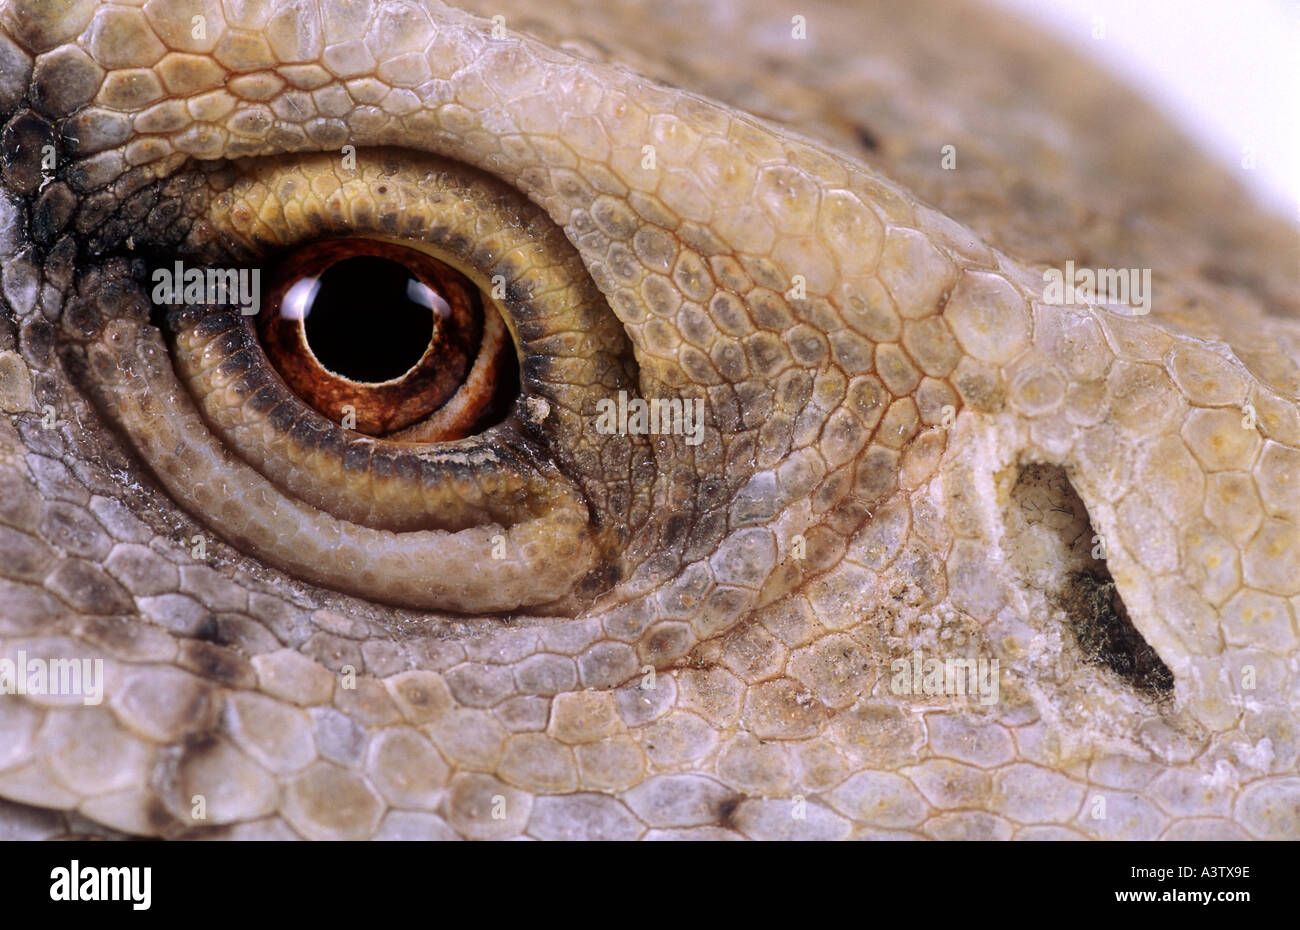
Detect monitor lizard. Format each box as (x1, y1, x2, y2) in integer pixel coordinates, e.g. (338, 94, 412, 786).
(0, 0, 1297, 839)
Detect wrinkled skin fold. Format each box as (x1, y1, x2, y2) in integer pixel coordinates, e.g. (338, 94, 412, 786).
(0, 0, 1298, 839)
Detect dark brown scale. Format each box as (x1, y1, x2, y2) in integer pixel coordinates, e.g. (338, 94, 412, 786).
(232, 366, 275, 399)
(216, 346, 257, 377)
(244, 384, 281, 416)
(370, 451, 400, 481)
(286, 416, 329, 450)
(342, 442, 373, 473)
(193, 311, 241, 338)
(266, 398, 301, 433)
(209, 328, 246, 359)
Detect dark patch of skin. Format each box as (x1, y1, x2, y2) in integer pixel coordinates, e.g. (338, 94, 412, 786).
(31, 182, 76, 243)
(20, 316, 55, 366)
(642, 623, 691, 664)
(1012, 463, 1176, 700)
(194, 615, 222, 644)
(663, 512, 691, 546)
(717, 795, 744, 831)
(576, 560, 623, 599)
(176, 640, 257, 689)
(0, 110, 55, 194)
(156, 731, 223, 832)
(853, 123, 880, 152)
(0, 311, 16, 351)
(1063, 570, 1174, 699)
(341, 441, 372, 473)
(62, 296, 101, 340)
(178, 308, 240, 340)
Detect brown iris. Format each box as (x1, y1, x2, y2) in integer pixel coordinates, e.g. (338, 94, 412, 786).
(258, 239, 516, 440)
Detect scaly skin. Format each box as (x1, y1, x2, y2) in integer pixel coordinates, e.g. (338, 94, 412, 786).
(0, 0, 1297, 840)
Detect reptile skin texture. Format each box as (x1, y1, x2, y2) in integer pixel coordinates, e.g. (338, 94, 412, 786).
(0, 0, 1298, 840)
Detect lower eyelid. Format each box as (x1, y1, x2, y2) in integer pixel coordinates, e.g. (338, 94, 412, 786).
(171, 308, 558, 533)
(76, 315, 598, 613)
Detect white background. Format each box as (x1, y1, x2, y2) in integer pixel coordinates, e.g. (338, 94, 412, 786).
(988, 0, 1299, 223)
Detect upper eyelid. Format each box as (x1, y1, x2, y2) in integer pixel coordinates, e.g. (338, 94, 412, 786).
(53, 7, 937, 401)
(62, 11, 884, 261)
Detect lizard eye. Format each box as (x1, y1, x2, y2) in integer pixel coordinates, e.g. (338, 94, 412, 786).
(69, 151, 644, 612)
(257, 239, 517, 440)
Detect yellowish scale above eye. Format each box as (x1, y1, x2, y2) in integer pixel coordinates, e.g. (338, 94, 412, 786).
(257, 237, 517, 441)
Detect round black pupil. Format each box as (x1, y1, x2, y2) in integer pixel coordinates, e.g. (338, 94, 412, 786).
(302, 256, 435, 382)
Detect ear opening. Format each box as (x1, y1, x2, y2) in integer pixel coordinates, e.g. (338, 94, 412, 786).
(1007, 463, 1174, 700)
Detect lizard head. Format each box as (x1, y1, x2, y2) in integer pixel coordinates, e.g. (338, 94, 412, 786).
(1, 0, 1297, 839)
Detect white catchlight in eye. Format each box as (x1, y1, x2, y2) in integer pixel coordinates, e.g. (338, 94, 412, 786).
(280, 276, 321, 321)
(405, 278, 452, 320)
